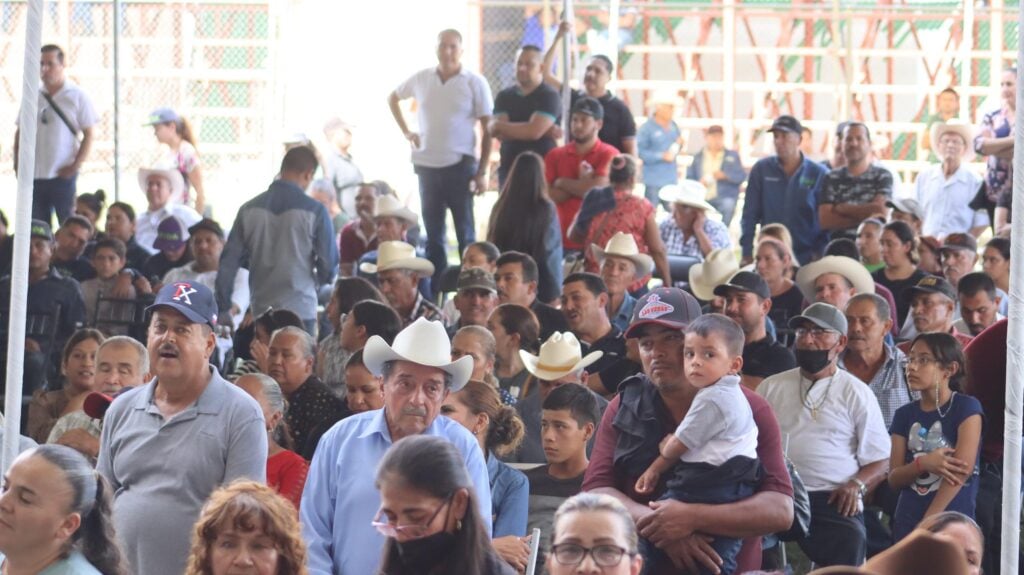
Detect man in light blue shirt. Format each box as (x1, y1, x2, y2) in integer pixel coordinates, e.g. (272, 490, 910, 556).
(301, 318, 492, 575)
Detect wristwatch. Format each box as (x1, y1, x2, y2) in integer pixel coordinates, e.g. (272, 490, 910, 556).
(851, 477, 868, 497)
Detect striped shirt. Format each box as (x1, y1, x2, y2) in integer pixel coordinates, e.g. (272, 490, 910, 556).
(839, 343, 916, 428)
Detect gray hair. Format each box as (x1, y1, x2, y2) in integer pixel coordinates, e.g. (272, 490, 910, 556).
(380, 360, 454, 389)
(310, 178, 335, 197)
(847, 292, 891, 324)
(551, 493, 638, 554)
(270, 326, 317, 360)
(454, 325, 496, 361)
(98, 335, 149, 375)
(236, 373, 290, 446)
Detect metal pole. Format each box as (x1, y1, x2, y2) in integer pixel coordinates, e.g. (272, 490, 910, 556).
(958, 0, 973, 122)
(723, 0, 736, 145)
(112, 0, 121, 201)
(4, 0, 44, 473)
(1001, 4, 1024, 573)
(561, 0, 574, 136)
(608, 0, 620, 78)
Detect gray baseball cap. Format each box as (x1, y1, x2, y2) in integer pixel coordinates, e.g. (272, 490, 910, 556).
(788, 302, 847, 335)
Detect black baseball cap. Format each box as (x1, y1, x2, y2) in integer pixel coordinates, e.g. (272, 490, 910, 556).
(188, 218, 225, 241)
(146, 281, 219, 327)
(625, 287, 703, 338)
(571, 96, 604, 120)
(713, 271, 770, 300)
(30, 219, 53, 241)
(767, 115, 803, 134)
(903, 276, 957, 304)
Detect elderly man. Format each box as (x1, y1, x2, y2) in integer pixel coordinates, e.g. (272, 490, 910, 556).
(217, 146, 338, 335)
(268, 326, 348, 460)
(301, 318, 491, 574)
(339, 182, 383, 276)
(740, 115, 828, 265)
(594, 232, 652, 332)
(917, 121, 987, 238)
(363, 241, 442, 327)
(659, 181, 732, 261)
(508, 331, 609, 464)
(953, 272, 1003, 336)
(97, 281, 267, 575)
(796, 255, 875, 313)
(818, 122, 892, 241)
(163, 219, 249, 330)
(355, 195, 423, 282)
(686, 125, 747, 226)
(135, 167, 202, 254)
(583, 287, 794, 573)
(758, 303, 890, 567)
(899, 276, 974, 350)
(715, 271, 796, 389)
(561, 272, 641, 397)
(495, 251, 568, 341)
(446, 267, 498, 337)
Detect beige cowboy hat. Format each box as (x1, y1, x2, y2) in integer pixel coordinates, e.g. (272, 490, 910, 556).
(810, 529, 970, 575)
(687, 248, 739, 301)
(930, 120, 976, 160)
(137, 167, 185, 200)
(658, 181, 720, 214)
(795, 255, 875, 303)
(363, 317, 473, 392)
(645, 89, 685, 108)
(520, 332, 604, 382)
(590, 232, 654, 279)
(373, 194, 419, 226)
(359, 241, 435, 275)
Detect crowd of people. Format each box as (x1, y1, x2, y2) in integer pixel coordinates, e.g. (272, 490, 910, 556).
(0, 22, 1017, 575)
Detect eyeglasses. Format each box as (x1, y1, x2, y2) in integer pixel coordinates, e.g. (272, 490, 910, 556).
(551, 543, 633, 567)
(371, 495, 451, 539)
(794, 327, 838, 339)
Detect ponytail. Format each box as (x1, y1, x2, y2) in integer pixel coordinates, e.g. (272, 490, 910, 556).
(177, 117, 197, 148)
(78, 473, 129, 575)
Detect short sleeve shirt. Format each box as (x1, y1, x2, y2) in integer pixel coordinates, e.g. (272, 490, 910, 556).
(544, 141, 619, 249)
(494, 83, 562, 173)
(675, 375, 758, 465)
(22, 81, 98, 178)
(571, 89, 637, 152)
(975, 107, 1014, 204)
(818, 165, 893, 235)
(742, 335, 797, 380)
(394, 67, 494, 168)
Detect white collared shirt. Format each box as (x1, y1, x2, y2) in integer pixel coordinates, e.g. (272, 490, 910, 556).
(135, 204, 202, 254)
(916, 163, 988, 238)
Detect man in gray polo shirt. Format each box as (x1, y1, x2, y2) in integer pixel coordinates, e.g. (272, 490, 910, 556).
(97, 280, 267, 575)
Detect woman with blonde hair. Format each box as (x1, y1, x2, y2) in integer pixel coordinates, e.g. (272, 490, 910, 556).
(185, 480, 308, 575)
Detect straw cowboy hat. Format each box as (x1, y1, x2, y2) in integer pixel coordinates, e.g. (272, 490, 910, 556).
(658, 181, 719, 214)
(359, 241, 434, 275)
(688, 248, 739, 301)
(795, 255, 875, 303)
(520, 332, 604, 382)
(810, 529, 970, 575)
(373, 194, 419, 226)
(590, 232, 655, 279)
(930, 120, 976, 160)
(138, 167, 185, 199)
(363, 317, 473, 392)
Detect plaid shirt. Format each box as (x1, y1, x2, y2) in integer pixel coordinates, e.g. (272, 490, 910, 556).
(404, 292, 445, 327)
(839, 343, 917, 428)
(659, 218, 732, 259)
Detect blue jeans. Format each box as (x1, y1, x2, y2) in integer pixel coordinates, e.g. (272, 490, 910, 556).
(33, 176, 76, 226)
(414, 156, 477, 292)
(798, 491, 866, 567)
(709, 194, 737, 227)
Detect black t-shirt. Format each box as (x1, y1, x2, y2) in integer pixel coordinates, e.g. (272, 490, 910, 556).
(872, 267, 930, 326)
(767, 283, 806, 327)
(742, 334, 797, 379)
(531, 299, 570, 342)
(583, 327, 642, 394)
(494, 83, 561, 174)
(570, 89, 637, 153)
(143, 250, 193, 282)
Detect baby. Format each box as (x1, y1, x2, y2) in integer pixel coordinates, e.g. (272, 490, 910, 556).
(635, 313, 761, 575)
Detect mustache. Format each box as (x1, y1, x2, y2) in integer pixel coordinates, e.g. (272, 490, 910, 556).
(401, 407, 427, 417)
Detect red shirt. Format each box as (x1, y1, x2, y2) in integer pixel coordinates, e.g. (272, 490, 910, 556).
(582, 384, 793, 573)
(544, 140, 618, 251)
(268, 450, 309, 510)
(964, 318, 1007, 463)
(583, 190, 656, 292)
(339, 219, 377, 265)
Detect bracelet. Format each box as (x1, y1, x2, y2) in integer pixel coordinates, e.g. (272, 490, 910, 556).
(914, 458, 923, 474)
(851, 477, 867, 497)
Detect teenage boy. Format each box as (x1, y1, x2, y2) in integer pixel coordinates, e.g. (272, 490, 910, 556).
(526, 383, 601, 567)
(81, 237, 136, 334)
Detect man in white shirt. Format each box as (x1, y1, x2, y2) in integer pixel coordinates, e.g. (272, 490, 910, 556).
(758, 303, 890, 568)
(135, 167, 202, 254)
(14, 44, 97, 225)
(388, 29, 493, 292)
(916, 121, 988, 239)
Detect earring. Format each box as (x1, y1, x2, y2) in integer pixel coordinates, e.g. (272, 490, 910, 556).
(456, 519, 463, 531)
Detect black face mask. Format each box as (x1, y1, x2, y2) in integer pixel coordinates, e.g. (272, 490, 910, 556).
(395, 530, 457, 572)
(794, 347, 833, 374)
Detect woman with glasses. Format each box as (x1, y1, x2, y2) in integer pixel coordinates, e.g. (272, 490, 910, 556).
(374, 435, 514, 574)
(888, 332, 983, 542)
(547, 493, 643, 575)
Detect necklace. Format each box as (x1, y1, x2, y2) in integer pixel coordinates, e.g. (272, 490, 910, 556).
(936, 391, 957, 418)
(800, 375, 832, 421)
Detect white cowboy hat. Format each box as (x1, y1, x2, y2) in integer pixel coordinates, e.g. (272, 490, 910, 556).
(520, 332, 604, 382)
(687, 248, 739, 301)
(658, 181, 719, 214)
(590, 232, 654, 279)
(373, 194, 419, 226)
(795, 255, 875, 303)
(646, 89, 685, 107)
(138, 167, 185, 200)
(930, 120, 976, 160)
(359, 241, 435, 275)
(363, 317, 473, 392)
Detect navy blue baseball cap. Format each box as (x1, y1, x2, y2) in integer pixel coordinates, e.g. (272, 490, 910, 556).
(146, 281, 218, 327)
